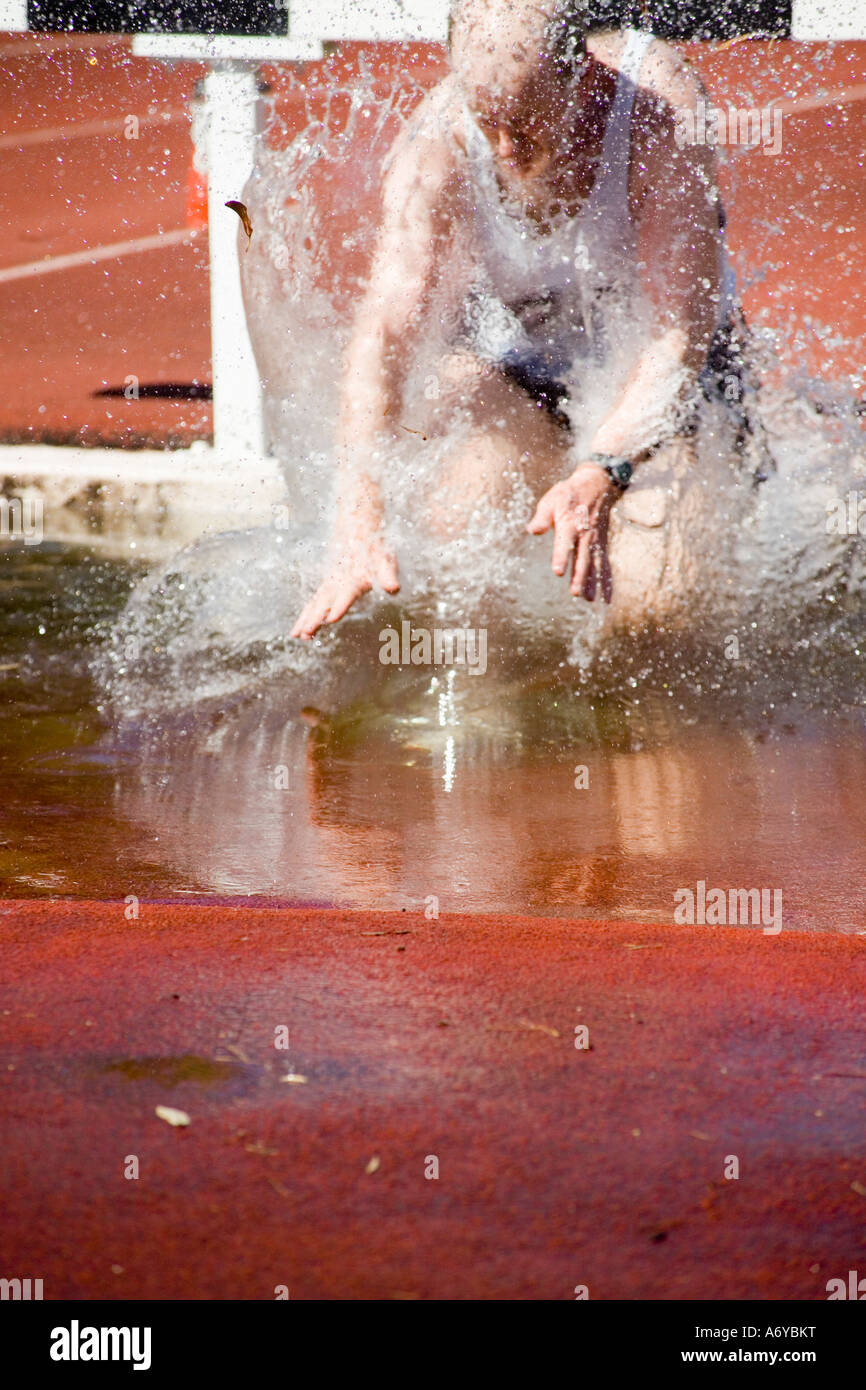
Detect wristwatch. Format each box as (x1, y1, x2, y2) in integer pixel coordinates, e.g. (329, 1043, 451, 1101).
(589, 453, 633, 490)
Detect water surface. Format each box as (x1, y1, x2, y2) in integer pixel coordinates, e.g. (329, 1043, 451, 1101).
(2, 544, 864, 932)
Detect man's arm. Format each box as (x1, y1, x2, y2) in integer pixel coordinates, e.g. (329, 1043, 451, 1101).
(335, 91, 457, 477)
(590, 44, 723, 459)
(529, 44, 725, 603)
(292, 89, 457, 639)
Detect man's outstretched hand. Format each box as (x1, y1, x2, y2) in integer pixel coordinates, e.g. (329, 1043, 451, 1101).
(293, 461, 616, 637)
(527, 462, 618, 602)
(291, 531, 400, 639)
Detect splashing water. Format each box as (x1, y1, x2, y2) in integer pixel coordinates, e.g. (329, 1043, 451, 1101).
(101, 51, 866, 729)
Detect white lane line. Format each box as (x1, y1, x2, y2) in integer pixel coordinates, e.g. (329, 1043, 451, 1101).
(773, 81, 866, 115)
(0, 108, 189, 152)
(0, 228, 201, 284)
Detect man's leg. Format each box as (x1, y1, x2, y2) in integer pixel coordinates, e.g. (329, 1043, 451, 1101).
(414, 352, 755, 629)
(421, 352, 572, 536)
(605, 433, 700, 628)
(605, 421, 759, 632)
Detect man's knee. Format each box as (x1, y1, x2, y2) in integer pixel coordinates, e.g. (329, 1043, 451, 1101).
(612, 434, 699, 532)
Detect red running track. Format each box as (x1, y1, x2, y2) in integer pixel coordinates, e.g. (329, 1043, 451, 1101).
(1, 900, 865, 1300)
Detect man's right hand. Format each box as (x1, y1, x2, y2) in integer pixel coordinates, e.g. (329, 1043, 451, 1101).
(291, 530, 400, 639)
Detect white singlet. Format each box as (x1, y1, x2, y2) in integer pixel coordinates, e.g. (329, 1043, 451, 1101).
(458, 26, 736, 376)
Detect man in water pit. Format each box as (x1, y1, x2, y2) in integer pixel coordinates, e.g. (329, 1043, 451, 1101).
(292, 0, 766, 640)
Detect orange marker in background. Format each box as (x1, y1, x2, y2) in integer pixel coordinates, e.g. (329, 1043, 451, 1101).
(185, 77, 209, 231)
(185, 155, 209, 231)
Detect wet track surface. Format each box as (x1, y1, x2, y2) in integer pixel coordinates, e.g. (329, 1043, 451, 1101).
(3, 900, 866, 1300)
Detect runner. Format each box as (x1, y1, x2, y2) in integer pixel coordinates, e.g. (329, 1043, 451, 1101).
(292, 0, 766, 639)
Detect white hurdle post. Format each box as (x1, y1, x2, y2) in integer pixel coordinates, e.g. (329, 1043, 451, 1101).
(791, 0, 866, 38)
(0, 2, 27, 28)
(129, 37, 323, 473)
(205, 65, 269, 466)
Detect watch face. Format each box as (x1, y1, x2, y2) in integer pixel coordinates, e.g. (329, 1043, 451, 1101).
(608, 461, 632, 488)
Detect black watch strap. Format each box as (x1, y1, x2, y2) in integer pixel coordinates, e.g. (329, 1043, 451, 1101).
(589, 453, 633, 490)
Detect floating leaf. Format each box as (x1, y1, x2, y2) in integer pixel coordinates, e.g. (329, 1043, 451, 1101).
(225, 199, 253, 250)
(155, 1104, 190, 1127)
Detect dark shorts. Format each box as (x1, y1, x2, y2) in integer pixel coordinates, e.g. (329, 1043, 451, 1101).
(498, 305, 754, 446)
(498, 346, 573, 430)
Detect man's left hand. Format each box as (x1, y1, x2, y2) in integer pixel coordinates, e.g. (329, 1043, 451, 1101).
(527, 462, 620, 602)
